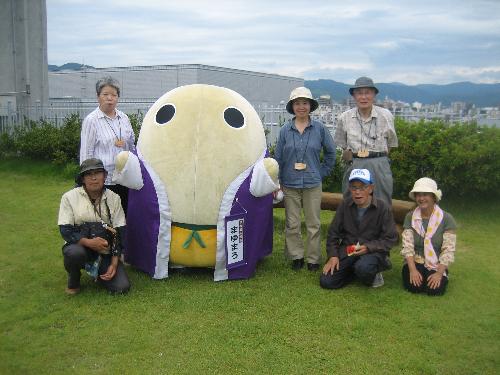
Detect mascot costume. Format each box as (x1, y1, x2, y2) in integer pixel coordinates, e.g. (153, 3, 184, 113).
(113, 84, 279, 281)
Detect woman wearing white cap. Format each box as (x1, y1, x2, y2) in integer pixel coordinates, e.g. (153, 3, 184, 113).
(401, 178, 457, 295)
(275, 87, 336, 271)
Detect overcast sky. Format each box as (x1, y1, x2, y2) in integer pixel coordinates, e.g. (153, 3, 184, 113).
(47, 0, 500, 85)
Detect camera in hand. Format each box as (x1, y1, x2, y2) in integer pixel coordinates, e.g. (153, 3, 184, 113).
(80, 222, 115, 253)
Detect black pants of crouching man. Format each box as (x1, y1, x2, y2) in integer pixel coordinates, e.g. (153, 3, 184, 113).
(320, 253, 385, 289)
(63, 244, 130, 293)
(402, 263, 448, 296)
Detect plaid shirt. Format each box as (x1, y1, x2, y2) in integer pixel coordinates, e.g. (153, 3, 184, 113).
(334, 105, 398, 153)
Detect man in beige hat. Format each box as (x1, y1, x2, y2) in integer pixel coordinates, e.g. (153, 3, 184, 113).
(334, 76, 398, 206)
(58, 158, 130, 295)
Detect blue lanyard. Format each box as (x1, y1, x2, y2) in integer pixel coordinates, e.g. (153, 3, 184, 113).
(291, 123, 311, 163)
(103, 116, 122, 140)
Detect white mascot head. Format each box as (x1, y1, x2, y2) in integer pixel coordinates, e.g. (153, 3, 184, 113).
(117, 84, 278, 281)
(138, 84, 267, 225)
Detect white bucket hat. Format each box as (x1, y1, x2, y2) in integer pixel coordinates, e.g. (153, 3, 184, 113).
(408, 177, 442, 201)
(286, 87, 319, 114)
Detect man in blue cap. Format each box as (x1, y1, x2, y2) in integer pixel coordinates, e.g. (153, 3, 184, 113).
(320, 168, 398, 289)
(334, 76, 398, 206)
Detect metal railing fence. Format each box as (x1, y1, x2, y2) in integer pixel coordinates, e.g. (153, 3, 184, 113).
(0, 99, 292, 146)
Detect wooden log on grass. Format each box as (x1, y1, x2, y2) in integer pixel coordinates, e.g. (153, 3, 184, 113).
(274, 192, 415, 225)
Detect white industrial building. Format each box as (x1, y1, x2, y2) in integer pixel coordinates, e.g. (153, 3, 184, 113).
(47, 64, 303, 144)
(49, 64, 303, 107)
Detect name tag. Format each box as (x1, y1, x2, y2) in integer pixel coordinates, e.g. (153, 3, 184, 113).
(225, 210, 246, 270)
(294, 162, 307, 170)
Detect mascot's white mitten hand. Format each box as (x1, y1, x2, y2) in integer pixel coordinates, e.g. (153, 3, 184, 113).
(273, 189, 284, 204)
(115, 151, 129, 172)
(263, 157, 279, 185)
(250, 157, 280, 197)
(112, 151, 144, 190)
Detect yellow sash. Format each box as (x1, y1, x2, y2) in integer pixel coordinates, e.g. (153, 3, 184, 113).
(170, 224, 217, 267)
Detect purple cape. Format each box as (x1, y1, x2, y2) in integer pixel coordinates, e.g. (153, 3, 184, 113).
(125, 158, 273, 280)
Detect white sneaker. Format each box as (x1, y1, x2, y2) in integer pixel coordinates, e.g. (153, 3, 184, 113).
(372, 272, 384, 288)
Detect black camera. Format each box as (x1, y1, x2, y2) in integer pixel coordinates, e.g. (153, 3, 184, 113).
(80, 222, 115, 250)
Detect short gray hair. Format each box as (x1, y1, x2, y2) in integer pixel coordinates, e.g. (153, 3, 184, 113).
(95, 76, 121, 97)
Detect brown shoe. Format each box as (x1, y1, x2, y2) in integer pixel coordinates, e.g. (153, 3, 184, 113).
(65, 287, 80, 295)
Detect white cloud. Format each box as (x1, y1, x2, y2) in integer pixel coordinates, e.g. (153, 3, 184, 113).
(46, 0, 500, 84)
(368, 65, 500, 85)
(370, 41, 400, 50)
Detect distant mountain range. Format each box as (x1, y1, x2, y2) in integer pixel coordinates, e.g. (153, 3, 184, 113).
(48, 63, 95, 72)
(48, 63, 500, 107)
(306, 79, 500, 107)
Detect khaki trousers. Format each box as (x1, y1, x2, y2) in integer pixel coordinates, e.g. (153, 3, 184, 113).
(283, 185, 322, 264)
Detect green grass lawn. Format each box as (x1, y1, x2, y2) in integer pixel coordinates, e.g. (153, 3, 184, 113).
(1, 159, 499, 374)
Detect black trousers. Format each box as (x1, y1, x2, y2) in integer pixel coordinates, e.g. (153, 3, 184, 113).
(320, 253, 385, 289)
(401, 263, 448, 296)
(63, 244, 130, 293)
(106, 184, 129, 216)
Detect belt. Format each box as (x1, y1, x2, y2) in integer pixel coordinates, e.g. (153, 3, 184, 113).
(353, 151, 388, 159)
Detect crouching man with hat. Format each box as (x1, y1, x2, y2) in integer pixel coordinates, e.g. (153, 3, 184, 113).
(334, 76, 398, 206)
(320, 169, 398, 289)
(58, 158, 130, 295)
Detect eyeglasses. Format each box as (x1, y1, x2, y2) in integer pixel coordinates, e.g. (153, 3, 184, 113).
(84, 170, 105, 178)
(349, 185, 370, 191)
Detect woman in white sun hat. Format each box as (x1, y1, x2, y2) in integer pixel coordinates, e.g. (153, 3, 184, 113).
(400, 177, 457, 295)
(275, 87, 336, 272)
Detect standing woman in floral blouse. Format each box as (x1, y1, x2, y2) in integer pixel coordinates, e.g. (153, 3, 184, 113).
(401, 178, 457, 295)
(80, 76, 135, 214)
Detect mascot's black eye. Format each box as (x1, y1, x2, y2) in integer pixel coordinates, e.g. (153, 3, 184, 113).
(156, 104, 175, 125)
(223, 107, 245, 128)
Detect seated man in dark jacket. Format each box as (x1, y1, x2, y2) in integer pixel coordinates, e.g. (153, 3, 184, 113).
(58, 158, 130, 295)
(320, 168, 398, 289)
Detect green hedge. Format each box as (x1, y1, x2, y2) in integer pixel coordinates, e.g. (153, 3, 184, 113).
(1, 115, 498, 200)
(0, 113, 142, 164)
(390, 118, 500, 199)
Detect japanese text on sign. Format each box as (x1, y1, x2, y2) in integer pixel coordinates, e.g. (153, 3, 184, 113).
(226, 218, 244, 265)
